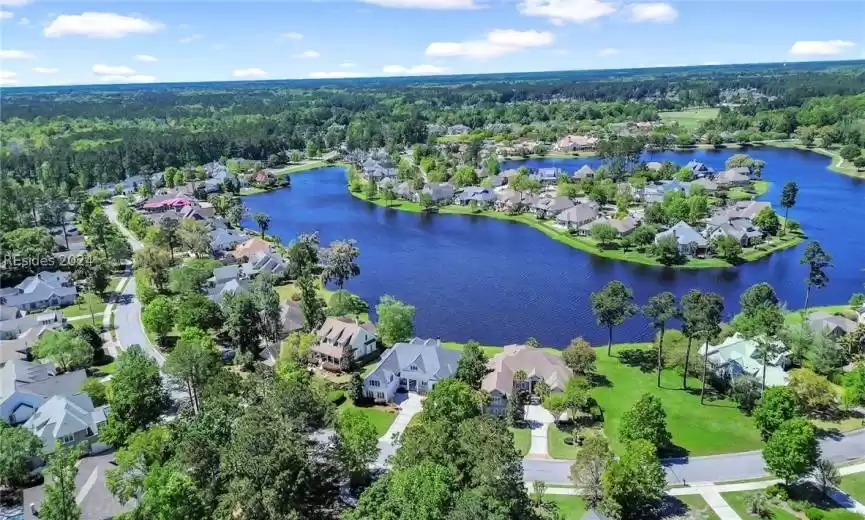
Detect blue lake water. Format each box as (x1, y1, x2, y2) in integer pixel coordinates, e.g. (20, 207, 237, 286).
(243, 148, 865, 347)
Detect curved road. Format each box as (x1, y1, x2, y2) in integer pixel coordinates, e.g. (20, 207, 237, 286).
(523, 429, 865, 485)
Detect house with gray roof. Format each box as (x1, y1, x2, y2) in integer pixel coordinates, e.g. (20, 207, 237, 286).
(0, 271, 77, 311)
(24, 393, 109, 455)
(416, 183, 455, 203)
(643, 180, 691, 204)
(363, 338, 460, 402)
(455, 187, 496, 207)
(0, 326, 44, 366)
(1, 359, 87, 425)
(645, 161, 664, 172)
(655, 221, 708, 256)
(486, 174, 506, 188)
(210, 228, 249, 253)
(700, 333, 790, 387)
(532, 196, 575, 219)
(705, 217, 763, 247)
(241, 251, 288, 279)
(482, 345, 573, 417)
(572, 165, 595, 181)
(807, 311, 859, 340)
(207, 278, 250, 302)
(555, 204, 600, 231)
(0, 310, 65, 340)
(531, 167, 562, 185)
(715, 168, 751, 187)
(690, 177, 719, 193)
(24, 451, 135, 520)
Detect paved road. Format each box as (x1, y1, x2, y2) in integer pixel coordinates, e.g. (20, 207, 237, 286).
(523, 429, 865, 485)
(105, 204, 143, 251)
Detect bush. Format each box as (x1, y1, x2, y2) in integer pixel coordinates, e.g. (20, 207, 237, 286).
(328, 390, 346, 406)
(745, 491, 773, 519)
(290, 291, 302, 302)
(849, 293, 865, 307)
(765, 484, 789, 501)
(806, 508, 826, 520)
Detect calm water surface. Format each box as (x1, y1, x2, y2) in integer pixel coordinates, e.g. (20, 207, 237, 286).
(243, 148, 865, 346)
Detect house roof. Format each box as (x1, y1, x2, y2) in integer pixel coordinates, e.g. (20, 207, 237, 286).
(210, 228, 249, 250)
(1, 360, 87, 403)
(24, 393, 107, 447)
(232, 237, 272, 259)
(0, 305, 21, 321)
(533, 196, 575, 213)
(207, 279, 249, 302)
(0, 327, 44, 365)
(212, 265, 242, 283)
(700, 333, 789, 387)
(281, 301, 303, 334)
(1, 273, 77, 308)
(364, 338, 460, 384)
(656, 221, 708, 247)
(241, 251, 287, 277)
(0, 310, 64, 334)
(807, 311, 858, 336)
(482, 345, 573, 395)
(316, 317, 376, 348)
(556, 204, 599, 224)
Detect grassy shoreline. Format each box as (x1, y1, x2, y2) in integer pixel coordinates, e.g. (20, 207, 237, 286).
(350, 187, 803, 269)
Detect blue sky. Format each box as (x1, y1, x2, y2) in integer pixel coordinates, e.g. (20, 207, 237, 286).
(1, 0, 862, 87)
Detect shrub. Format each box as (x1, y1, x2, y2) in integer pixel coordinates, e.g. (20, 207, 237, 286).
(745, 491, 773, 519)
(806, 508, 826, 520)
(328, 390, 346, 406)
(849, 293, 865, 307)
(765, 484, 789, 501)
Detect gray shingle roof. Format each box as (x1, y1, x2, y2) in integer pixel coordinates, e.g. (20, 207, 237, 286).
(656, 221, 708, 247)
(364, 338, 460, 384)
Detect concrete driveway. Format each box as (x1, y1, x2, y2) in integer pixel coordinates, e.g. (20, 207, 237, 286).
(380, 393, 424, 444)
(525, 405, 554, 459)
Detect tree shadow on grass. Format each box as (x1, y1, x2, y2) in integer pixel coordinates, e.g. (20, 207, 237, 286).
(588, 373, 612, 388)
(659, 496, 711, 520)
(659, 443, 689, 459)
(617, 349, 656, 373)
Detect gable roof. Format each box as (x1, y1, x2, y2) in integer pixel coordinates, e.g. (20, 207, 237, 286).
(656, 221, 707, 247)
(482, 344, 573, 395)
(364, 338, 460, 384)
(24, 393, 106, 447)
(807, 311, 858, 336)
(316, 317, 376, 348)
(556, 204, 599, 225)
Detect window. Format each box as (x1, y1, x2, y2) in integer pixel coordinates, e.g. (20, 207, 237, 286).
(491, 394, 503, 405)
(409, 364, 418, 372)
(368, 379, 381, 388)
(60, 434, 74, 444)
(376, 392, 385, 400)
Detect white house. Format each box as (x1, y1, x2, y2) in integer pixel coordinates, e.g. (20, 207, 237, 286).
(699, 333, 790, 387)
(24, 393, 110, 455)
(1, 360, 88, 425)
(310, 317, 377, 371)
(362, 338, 461, 403)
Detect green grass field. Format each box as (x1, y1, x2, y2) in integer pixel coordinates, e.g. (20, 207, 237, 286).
(61, 301, 108, 318)
(841, 473, 865, 503)
(544, 495, 587, 519)
(675, 495, 721, 520)
(784, 304, 855, 326)
(723, 491, 799, 520)
(338, 401, 398, 436)
(659, 108, 720, 131)
(510, 427, 531, 457)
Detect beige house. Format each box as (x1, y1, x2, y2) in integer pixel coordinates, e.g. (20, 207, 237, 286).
(555, 135, 598, 151)
(310, 317, 376, 371)
(481, 345, 573, 416)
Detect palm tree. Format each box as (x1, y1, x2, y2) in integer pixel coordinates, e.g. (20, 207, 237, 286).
(642, 292, 679, 388)
(253, 212, 270, 238)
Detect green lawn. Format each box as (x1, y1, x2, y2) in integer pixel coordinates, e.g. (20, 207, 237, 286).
(444, 341, 763, 457)
(510, 427, 531, 457)
(784, 305, 856, 326)
(841, 472, 865, 503)
(728, 180, 771, 201)
(544, 495, 586, 519)
(91, 360, 117, 378)
(594, 344, 762, 456)
(723, 491, 799, 520)
(61, 301, 108, 318)
(675, 495, 721, 520)
(659, 108, 720, 131)
(338, 401, 398, 436)
(548, 422, 582, 460)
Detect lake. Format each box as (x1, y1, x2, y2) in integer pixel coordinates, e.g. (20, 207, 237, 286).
(242, 148, 865, 346)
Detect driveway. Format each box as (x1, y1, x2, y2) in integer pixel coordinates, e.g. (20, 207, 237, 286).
(525, 405, 554, 459)
(375, 393, 424, 467)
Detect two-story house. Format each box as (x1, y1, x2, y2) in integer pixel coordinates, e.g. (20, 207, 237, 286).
(310, 317, 377, 371)
(362, 338, 461, 403)
(481, 344, 573, 416)
(0, 272, 78, 311)
(1, 360, 87, 425)
(24, 393, 110, 455)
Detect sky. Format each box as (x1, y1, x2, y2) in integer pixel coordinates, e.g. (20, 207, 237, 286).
(0, 0, 863, 87)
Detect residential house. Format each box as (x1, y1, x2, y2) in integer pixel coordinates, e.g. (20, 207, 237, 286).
(395, 181, 415, 200)
(645, 161, 664, 172)
(281, 301, 303, 335)
(240, 251, 288, 279)
(555, 204, 600, 231)
(447, 124, 471, 135)
(730, 200, 771, 221)
(232, 237, 272, 260)
(0, 310, 65, 340)
(655, 221, 709, 256)
(0, 272, 77, 311)
(501, 169, 522, 182)
(807, 311, 859, 340)
(416, 183, 455, 204)
(715, 169, 751, 188)
(643, 180, 690, 204)
(210, 228, 249, 253)
(531, 168, 561, 185)
(690, 177, 719, 193)
(0, 326, 43, 366)
(572, 165, 595, 181)
(178, 204, 217, 221)
(486, 174, 506, 188)
(455, 187, 496, 207)
(608, 216, 639, 237)
(700, 333, 790, 387)
(555, 135, 598, 151)
(482, 345, 573, 416)
(705, 217, 763, 247)
(0, 359, 87, 425)
(310, 317, 377, 371)
(140, 194, 195, 212)
(24, 452, 135, 520)
(533, 196, 575, 219)
(363, 338, 460, 402)
(685, 161, 712, 176)
(206, 278, 249, 302)
(24, 393, 109, 455)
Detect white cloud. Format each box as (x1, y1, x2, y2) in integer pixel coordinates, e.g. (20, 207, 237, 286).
(92, 64, 136, 76)
(294, 50, 320, 58)
(278, 31, 303, 42)
(0, 10, 13, 19)
(45, 12, 163, 38)
(628, 3, 678, 22)
(179, 34, 202, 43)
(340, 62, 357, 68)
(359, 0, 478, 9)
(309, 71, 365, 79)
(135, 54, 158, 62)
(32, 67, 59, 74)
(598, 47, 619, 56)
(426, 29, 553, 59)
(383, 64, 446, 74)
(518, 0, 615, 24)
(0, 0, 31, 5)
(17, 16, 28, 25)
(789, 40, 855, 57)
(99, 74, 156, 83)
(232, 67, 267, 78)
(0, 49, 34, 59)
(0, 69, 16, 78)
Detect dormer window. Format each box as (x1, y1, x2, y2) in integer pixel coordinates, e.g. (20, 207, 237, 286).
(409, 364, 418, 372)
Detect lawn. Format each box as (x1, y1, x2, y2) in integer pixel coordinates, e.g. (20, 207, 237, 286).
(723, 491, 799, 520)
(675, 495, 720, 520)
(444, 341, 763, 457)
(784, 305, 856, 326)
(729, 180, 771, 201)
(724, 484, 860, 520)
(594, 343, 763, 457)
(544, 495, 587, 519)
(337, 401, 398, 436)
(61, 301, 108, 318)
(547, 422, 583, 460)
(841, 472, 865, 504)
(510, 427, 531, 457)
(659, 108, 720, 131)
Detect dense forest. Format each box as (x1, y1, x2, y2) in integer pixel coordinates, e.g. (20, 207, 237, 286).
(1, 60, 864, 192)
